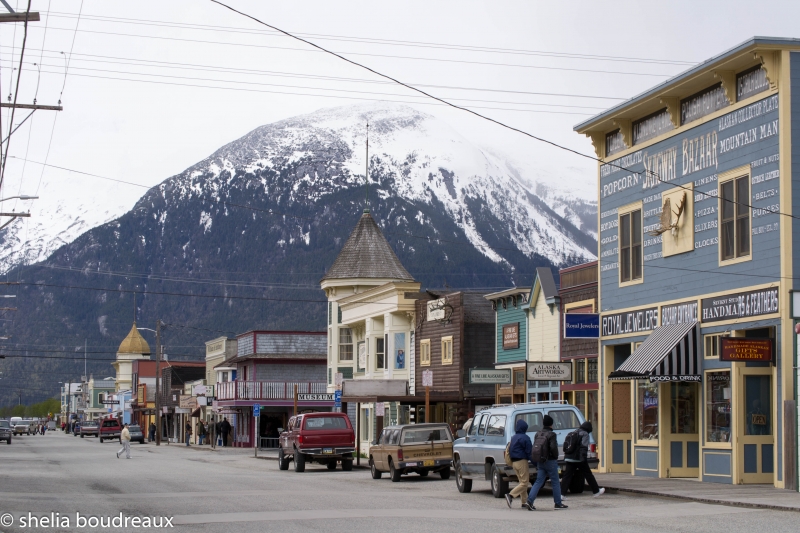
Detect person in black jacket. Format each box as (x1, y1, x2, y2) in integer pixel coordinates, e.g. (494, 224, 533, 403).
(505, 418, 532, 508)
(561, 421, 605, 499)
(524, 415, 567, 511)
(220, 418, 231, 447)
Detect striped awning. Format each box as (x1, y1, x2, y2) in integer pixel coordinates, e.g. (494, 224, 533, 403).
(608, 322, 701, 383)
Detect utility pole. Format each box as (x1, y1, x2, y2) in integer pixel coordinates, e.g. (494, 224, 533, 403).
(0, 1, 39, 22)
(155, 320, 163, 446)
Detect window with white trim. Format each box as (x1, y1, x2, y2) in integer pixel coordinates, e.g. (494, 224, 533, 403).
(720, 175, 750, 261)
(441, 336, 453, 365)
(420, 339, 431, 366)
(619, 209, 642, 283)
(338, 328, 353, 361)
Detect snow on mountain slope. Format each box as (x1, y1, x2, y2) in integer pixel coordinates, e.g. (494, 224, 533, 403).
(0, 103, 597, 272)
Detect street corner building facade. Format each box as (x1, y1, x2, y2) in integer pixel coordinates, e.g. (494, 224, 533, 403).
(575, 37, 800, 488)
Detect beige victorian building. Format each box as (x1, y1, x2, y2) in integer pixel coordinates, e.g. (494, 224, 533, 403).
(112, 322, 151, 393)
(321, 210, 420, 451)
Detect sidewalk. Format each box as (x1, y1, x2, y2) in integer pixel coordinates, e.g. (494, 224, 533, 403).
(595, 473, 800, 512)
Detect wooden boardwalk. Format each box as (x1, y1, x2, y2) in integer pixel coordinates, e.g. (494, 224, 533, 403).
(596, 473, 800, 511)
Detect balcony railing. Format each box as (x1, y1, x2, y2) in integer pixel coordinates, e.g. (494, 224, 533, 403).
(216, 381, 327, 401)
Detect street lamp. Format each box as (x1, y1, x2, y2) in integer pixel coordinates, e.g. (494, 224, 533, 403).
(137, 322, 165, 445)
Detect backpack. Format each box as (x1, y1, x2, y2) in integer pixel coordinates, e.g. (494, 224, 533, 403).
(504, 442, 514, 466)
(530, 431, 550, 463)
(563, 429, 582, 456)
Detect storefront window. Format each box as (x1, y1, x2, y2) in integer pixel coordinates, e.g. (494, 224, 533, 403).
(575, 391, 586, 417)
(745, 375, 771, 435)
(670, 382, 697, 434)
(587, 390, 599, 434)
(637, 381, 658, 441)
(587, 358, 598, 383)
(706, 371, 731, 443)
(575, 359, 585, 384)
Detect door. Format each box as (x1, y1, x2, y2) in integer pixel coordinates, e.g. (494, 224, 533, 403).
(482, 414, 508, 465)
(738, 373, 774, 483)
(372, 429, 388, 470)
(459, 413, 484, 473)
(607, 381, 632, 472)
(665, 382, 700, 478)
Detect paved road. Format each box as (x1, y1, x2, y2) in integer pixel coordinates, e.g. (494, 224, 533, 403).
(1, 431, 798, 533)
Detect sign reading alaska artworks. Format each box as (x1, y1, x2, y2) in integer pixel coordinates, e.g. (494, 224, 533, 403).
(601, 307, 659, 336)
(701, 287, 779, 323)
(526, 362, 572, 382)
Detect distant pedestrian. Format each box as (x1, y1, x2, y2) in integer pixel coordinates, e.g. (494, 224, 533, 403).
(148, 422, 156, 442)
(524, 415, 567, 511)
(198, 420, 206, 445)
(117, 423, 132, 459)
(561, 421, 605, 500)
(220, 417, 231, 447)
(185, 421, 192, 446)
(505, 418, 532, 509)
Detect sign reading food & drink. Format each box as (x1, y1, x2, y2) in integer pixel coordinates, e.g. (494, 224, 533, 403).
(719, 338, 773, 362)
(502, 323, 520, 349)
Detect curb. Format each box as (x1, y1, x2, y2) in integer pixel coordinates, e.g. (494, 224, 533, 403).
(602, 485, 800, 513)
(254, 455, 370, 469)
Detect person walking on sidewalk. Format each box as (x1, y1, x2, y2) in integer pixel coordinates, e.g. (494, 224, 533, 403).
(524, 415, 567, 511)
(117, 424, 132, 459)
(220, 418, 231, 447)
(505, 418, 532, 508)
(561, 421, 605, 500)
(198, 420, 206, 445)
(148, 422, 156, 443)
(185, 421, 192, 446)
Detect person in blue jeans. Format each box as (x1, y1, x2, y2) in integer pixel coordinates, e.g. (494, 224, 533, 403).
(523, 415, 567, 511)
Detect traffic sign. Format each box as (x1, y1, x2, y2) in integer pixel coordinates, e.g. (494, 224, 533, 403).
(253, 404, 261, 417)
(422, 369, 433, 387)
(335, 372, 344, 388)
(334, 390, 342, 408)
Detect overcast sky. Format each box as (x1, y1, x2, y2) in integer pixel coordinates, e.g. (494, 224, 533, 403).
(1, 0, 800, 225)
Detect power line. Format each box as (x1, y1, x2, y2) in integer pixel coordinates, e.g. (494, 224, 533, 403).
(37, 25, 679, 78)
(42, 11, 694, 66)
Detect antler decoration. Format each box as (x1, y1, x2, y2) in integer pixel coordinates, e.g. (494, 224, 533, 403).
(647, 192, 687, 237)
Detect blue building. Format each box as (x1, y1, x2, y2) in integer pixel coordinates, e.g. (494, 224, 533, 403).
(576, 37, 799, 488)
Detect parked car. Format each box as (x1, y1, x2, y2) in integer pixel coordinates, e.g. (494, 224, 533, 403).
(79, 421, 99, 438)
(128, 424, 145, 444)
(13, 419, 34, 435)
(278, 413, 355, 472)
(369, 423, 454, 482)
(99, 419, 122, 443)
(453, 401, 598, 497)
(0, 419, 12, 444)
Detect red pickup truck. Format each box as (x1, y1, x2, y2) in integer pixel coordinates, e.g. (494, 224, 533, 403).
(278, 413, 355, 472)
(98, 418, 122, 443)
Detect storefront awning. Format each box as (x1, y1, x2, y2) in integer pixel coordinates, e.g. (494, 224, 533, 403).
(608, 322, 700, 382)
(191, 407, 203, 418)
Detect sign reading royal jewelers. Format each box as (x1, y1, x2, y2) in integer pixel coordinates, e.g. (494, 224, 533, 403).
(563, 313, 600, 338)
(526, 362, 572, 382)
(719, 338, 773, 362)
(601, 307, 659, 336)
(468, 368, 512, 385)
(660, 300, 698, 326)
(502, 323, 520, 349)
(701, 287, 779, 323)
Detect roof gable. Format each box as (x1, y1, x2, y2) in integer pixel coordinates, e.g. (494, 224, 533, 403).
(322, 212, 414, 282)
(529, 267, 559, 307)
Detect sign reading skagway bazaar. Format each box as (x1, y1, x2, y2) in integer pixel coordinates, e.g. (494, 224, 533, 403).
(601, 307, 658, 336)
(700, 287, 779, 323)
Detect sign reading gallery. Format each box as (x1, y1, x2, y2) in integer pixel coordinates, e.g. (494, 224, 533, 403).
(700, 287, 779, 323)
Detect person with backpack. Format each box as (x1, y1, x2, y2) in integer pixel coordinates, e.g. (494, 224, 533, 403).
(523, 415, 567, 511)
(560, 421, 605, 499)
(504, 418, 532, 508)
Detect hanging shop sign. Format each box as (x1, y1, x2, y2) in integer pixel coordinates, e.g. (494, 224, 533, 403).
(297, 393, 334, 401)
(526, 362, 572, 382)
(601, 307, 658, 336)
(502, 323, 520, 349)
(700, 287, 779, 323)
(468, 368, 512, 385)
(563, 313, 600, 338)
(719, 338, 773, 362)
(660, 300, 698, 326)
(179, 395, 197, 410)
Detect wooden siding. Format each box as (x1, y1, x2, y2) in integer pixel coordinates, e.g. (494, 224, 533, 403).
(561, 285, 599, 359)
(528, 288, 560, 362)
(495, 302, 527, 364)
(415, 293, 464, 395)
